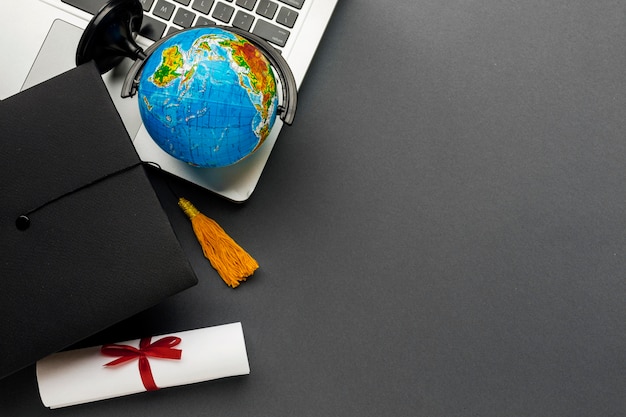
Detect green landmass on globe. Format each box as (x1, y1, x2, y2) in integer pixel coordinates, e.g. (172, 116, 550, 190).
(137, 27, 279, 168)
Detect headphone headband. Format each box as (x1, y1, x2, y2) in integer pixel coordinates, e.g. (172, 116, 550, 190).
(121, 26, 297, 125)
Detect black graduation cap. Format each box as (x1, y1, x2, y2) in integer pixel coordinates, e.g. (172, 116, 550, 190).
(0, 62, 198, 379)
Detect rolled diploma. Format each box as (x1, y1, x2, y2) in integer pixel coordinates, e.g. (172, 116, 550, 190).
(36, 322, 250, 408)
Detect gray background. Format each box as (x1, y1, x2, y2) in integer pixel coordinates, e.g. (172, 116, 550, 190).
(2, 0, 626, 415)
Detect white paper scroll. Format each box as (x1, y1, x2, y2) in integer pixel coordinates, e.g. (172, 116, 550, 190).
(36, 322, 250, 408)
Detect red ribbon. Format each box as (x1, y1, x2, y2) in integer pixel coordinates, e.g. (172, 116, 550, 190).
(101, 336, 182, 391)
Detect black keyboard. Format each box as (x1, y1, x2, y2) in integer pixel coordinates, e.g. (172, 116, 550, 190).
(62, 0, 304, 47)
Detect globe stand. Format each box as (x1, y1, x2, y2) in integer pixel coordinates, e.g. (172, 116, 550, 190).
(76, 0, 146, 74)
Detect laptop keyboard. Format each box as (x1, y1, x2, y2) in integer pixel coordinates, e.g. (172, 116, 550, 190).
(61, 0, 304, 47)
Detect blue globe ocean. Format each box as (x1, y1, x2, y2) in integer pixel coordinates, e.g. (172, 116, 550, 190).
(137, 27, 278, 168)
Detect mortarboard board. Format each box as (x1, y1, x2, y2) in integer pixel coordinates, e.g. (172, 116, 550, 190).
(0, 62, 198, 379)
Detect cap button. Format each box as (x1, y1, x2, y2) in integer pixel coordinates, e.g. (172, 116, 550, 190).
(16, 215, 31, 230)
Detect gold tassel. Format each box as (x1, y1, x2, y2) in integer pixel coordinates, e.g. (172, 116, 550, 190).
(178, 197, 258, 288)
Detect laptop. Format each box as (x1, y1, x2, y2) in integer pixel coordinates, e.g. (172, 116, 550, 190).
(0, 0, 337, 202)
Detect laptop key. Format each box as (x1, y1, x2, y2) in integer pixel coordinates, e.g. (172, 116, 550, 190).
(173, 8, 197, 28)
(138, 0, 155, 11)
(166, 26, 182, 37)
(139, 15, 167, 40)
(195, 16, 217, 26)
(173, 0, 192, 5)
(232, 11, 255, 31)
(276, 6, 298, 28)
(153, 0, 176, 20)
(212, 2, 235, 23)
(236, 0, 257, 11)
(256, 0, 278, 19)
(252, 20, 289, 47)
(192, 0, 214, 14)
(277, 0, 304, 9)
(61, 0, 108, 15)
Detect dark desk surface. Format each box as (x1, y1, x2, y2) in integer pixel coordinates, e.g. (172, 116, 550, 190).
(2, 1, 626, 415)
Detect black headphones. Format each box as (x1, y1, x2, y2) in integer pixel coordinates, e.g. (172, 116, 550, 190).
(76, 0, 296, 125)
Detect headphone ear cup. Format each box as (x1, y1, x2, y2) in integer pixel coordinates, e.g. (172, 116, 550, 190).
(76, 0, 145, 74)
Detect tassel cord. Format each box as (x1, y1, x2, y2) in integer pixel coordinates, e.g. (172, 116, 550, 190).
(179, 197, 258, 288)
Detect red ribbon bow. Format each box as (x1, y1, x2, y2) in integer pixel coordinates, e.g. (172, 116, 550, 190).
(101, 336, 182, 391)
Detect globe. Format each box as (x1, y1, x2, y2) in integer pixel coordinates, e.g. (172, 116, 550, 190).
(137, 27, 278, 168)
